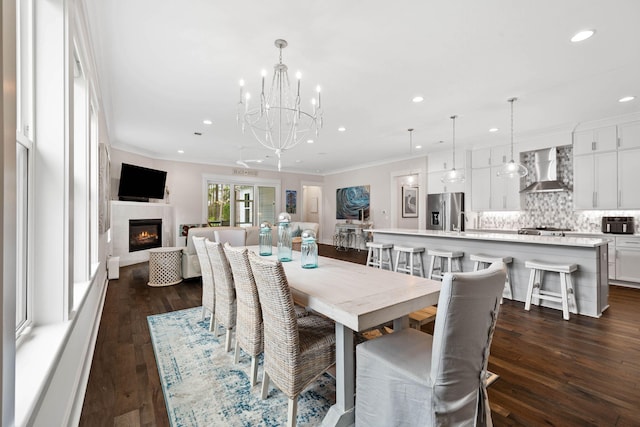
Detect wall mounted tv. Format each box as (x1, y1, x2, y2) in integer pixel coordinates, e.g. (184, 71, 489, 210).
(117, 163, 167, 202)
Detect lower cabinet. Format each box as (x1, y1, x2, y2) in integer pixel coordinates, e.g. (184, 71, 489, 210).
(615, 236, 640, 283)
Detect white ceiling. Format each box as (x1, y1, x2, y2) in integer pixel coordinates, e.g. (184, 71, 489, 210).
(83, 0, 640, 174)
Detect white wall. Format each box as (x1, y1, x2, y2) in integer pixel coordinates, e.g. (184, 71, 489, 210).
(322, 157, 427, 244)
(109, 148, 323, 244)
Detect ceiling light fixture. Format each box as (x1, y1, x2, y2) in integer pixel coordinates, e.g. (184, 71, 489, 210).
(619, 96, 636, 103)
(489, 127, 499, 133)
(412, 96, 424, 103)
(338, 126, 346, 132)
(571, 29, 595, 42)
(238, 39, 322, 171)
(496, 97, 528, 179)
(441, 115, 465, 184)
(203, 119, 213, 125)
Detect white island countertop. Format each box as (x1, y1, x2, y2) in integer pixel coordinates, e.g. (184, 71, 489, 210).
(369, 228, 609, 248)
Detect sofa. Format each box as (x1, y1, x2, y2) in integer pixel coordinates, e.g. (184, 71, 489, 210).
(181, 222, 320, 279)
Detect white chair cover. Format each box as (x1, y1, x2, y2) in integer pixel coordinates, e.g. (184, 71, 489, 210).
(214, 229, 246, 247)
(356, 262, 506, 427)
(192, 236, 215, 325)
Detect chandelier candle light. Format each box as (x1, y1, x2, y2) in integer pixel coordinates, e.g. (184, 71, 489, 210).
(441, 115, 466, 184)
(496, 97, 528, 178)
(238, 39, 323, 171)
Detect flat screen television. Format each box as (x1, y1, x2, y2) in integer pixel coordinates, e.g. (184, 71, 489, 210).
(117, 163, 167, 202)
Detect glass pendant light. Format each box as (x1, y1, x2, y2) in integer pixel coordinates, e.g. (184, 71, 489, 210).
(496, 98, 528, 178)
(441, 115, 465, 183)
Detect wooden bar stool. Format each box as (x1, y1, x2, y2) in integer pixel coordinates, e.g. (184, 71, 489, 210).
(470, 253, 513, 303)
(524, 260, 578, 320)
(366, 242, 394, 270)
(427, 249, 463, 280)
(394, 246, 426, 277)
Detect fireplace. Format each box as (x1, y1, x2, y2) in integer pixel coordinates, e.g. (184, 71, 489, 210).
(129, 219, 162, 252)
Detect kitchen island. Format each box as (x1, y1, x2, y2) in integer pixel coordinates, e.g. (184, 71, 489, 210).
(370, 228, 609, 318)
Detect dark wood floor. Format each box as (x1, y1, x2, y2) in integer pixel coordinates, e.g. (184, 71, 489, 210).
(80, 244, 640, 426)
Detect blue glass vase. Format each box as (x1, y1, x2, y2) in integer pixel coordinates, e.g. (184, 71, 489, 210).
(300, 230, 318, 269)
(277, 213, 292, 262)
(259, 222, 272, 256)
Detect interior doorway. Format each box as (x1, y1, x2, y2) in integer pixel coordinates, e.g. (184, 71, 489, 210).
(302, 184, 323, 242)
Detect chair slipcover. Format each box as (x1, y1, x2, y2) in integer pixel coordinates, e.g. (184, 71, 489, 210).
(205, 240, 237, 352)
(192, 237, 215, 330)
(355, 262, 506, 427)
(214, 229, 246, 247)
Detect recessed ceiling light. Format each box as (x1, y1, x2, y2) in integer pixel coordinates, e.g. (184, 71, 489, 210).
(619, 96, 636, 103)
(489, 127, 499, 133)
(203, 119, 213, 125)
(338, 126, 346, 132)
(177, 150, 184, 154)
(307, 139, 314, 144)
(415, 145, 422, 149)
(412, 96, 424, 103)
(571, 29, 595, 43)
(295, 159, 302, 163)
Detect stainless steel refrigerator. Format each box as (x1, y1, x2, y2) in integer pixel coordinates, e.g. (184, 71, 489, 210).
(426, 192, 465, 231)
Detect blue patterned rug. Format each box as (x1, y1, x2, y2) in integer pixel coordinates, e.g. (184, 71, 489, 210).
(148, 307, 335, 426)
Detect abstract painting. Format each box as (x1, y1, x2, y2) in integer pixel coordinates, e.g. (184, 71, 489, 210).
(286, 190, 297, 214)
(336, 185, 370, 220)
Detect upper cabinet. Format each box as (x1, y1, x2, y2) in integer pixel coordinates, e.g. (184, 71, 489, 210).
(470, 144, 521, 212)
(573, 125, 617, 155)
(471, 147, 492, 168)
(428, 149, 466, 172)
(618, 121, 640, 150)
(573, 120, 640, 210)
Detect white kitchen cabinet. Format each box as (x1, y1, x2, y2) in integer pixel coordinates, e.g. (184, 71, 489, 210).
(490, 144, 512, 165)
(428, 149, 466, 173)
(471, 168, 491, 211)
(617, 149, 640, 208)
(617, 120, 640, 150)
(471, 147, 492, 168)
(490, 166, 521, 210)
(427, 171, 465, 195)
(573, 125, 617, 156)
(615, 236, 640, 282)
(573, 152, 617, 209)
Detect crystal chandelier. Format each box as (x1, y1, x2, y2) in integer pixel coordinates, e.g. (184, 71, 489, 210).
(496, 97, 528, 178)
(238, 39, 323, 171)
(441, 115, 466, 183)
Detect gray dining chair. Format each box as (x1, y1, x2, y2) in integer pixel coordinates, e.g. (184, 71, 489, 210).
(248, 252, 336, 427)
(214, 229, 246, 247)
(205, 240, 237, 353)
(355, 262, 507, 427)
(192, 236, 215, 331)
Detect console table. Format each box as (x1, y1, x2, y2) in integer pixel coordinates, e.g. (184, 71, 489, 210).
(148, 247, 183, 286)
(333, 223, 371, 250)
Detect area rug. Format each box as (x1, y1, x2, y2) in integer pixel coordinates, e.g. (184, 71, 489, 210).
(147, 307, 335, 427)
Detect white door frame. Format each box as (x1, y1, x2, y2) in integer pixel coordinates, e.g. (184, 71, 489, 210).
(390, 168, 426, 229)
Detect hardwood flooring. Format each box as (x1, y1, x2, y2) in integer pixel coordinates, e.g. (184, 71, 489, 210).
(80, 245, 640, 426)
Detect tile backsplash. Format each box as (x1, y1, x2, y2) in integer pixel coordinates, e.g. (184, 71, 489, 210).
(477, 145, 640, 233)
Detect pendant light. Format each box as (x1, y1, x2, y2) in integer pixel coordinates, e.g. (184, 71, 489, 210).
(496, 97, 528, 178)
(441, 115, 465, 183)
(408, 128, 414, 154)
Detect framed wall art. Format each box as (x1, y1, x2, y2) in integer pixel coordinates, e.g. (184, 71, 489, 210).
(402, 186, 418, 218)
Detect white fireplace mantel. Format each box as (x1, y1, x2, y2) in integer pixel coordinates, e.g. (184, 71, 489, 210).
(111, 200, 175, 266)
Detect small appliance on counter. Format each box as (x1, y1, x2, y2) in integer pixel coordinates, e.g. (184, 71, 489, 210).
(602, 216, 635, 234)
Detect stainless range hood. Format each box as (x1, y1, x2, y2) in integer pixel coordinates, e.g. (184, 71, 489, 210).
(520, 147, 569, 193)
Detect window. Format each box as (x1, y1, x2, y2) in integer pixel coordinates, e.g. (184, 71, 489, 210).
(16, 0, 34, 335)
(205, 177, 279, 227)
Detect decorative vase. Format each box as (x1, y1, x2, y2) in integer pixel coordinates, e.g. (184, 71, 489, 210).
(259, 222, 273, 256)
(300, 230, 318, 269)
(277, 212, 292, 262)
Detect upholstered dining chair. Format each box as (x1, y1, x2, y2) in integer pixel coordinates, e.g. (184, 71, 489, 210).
(214, 229, 246, 247)
(192, 236, 215, 331)
(355, 262, 507, 427)
(205, 240, 237, 353)
(248, 252, 336, 427)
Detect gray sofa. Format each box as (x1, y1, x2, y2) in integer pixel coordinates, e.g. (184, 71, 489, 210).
(182, 222, 320, 279)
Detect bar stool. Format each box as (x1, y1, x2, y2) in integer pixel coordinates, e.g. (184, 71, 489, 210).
(524, 260, 578, 321)
(470, 253, 513, 303)
(366, 242, 394, 270)
(427, 249, 463, 280)
(394, 246, 426, 277)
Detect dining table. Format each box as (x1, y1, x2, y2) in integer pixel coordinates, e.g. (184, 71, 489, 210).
(246, 246, 441, 427)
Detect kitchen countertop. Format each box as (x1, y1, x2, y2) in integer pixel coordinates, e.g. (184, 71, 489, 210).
(370, 228, 609, 248)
